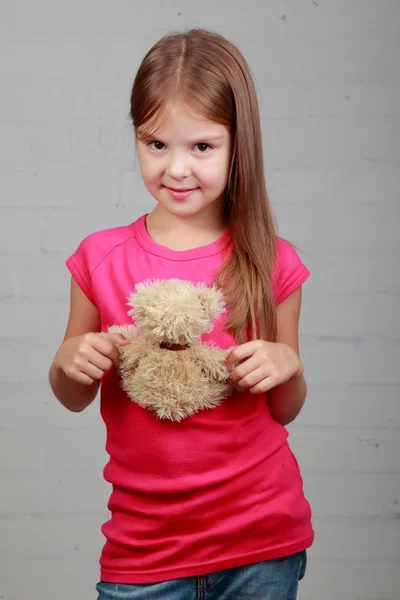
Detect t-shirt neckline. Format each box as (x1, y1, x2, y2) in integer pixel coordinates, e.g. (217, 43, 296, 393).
(134, 214, 231, 261)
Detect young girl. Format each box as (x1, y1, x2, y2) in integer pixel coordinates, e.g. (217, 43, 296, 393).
(49, 29, 313, 600)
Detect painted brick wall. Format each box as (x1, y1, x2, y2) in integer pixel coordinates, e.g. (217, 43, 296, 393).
(1, 1, 399, 598)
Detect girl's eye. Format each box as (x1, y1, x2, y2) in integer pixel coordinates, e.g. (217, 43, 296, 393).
(194, 143, 212, 153)
(149, 141, 165, 151)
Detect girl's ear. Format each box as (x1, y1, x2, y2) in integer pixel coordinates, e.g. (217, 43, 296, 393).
(198, 286, 226, 320)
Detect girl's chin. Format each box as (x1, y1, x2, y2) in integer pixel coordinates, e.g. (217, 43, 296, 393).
(152, 193, 222, 219)
(155, 203, 205, 220)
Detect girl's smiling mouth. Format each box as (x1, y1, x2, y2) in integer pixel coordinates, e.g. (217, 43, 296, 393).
(164, 185, 199, 200)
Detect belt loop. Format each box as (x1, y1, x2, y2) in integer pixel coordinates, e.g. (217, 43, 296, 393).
(196, 576, 206, 600)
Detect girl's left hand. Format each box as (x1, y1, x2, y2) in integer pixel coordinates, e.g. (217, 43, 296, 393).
(226, 341, 303, 394)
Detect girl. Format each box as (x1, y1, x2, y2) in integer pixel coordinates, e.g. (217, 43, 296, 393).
(49, 29, 313, 600)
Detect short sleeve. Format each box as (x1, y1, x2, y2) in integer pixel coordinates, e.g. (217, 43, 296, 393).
(273, 238, 310, 305)
(66, 234, 101, 306)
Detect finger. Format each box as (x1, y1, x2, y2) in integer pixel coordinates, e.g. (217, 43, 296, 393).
(72, 371, 95, 386)
(237, 367, 267, 390)
(226, 340, 264, 366)
(102, 334, 130, 365)
(87, 349, 114, 372)
(91, 335, 123, 364)
(79, 360, 106, 381)
(104, 333, 131, 346)
(230, 355, 263, 383)
(249, 376, 279, 395)
(64, 365, 94, 385)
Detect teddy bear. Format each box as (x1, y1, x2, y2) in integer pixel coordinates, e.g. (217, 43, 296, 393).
(107, 279, 232, 421)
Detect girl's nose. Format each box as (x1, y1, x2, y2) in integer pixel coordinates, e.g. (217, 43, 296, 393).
(165, 154, 191, 180)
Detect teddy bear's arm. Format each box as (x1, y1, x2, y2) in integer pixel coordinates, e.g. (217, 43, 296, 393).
(118, 339, 153, 373)
(106, 324, 138, 341)
(193, 345, 230, 382)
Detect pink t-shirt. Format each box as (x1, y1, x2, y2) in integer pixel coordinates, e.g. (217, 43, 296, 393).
(66, 214, 313, 584)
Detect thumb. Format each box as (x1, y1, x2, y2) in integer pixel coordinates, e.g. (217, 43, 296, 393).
(225, 346, 238, 369)
(102, 333, 130, 369)
(103, 333, 131, 347)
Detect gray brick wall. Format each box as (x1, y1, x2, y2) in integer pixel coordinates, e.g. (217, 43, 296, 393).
(1, 1, 399, 598)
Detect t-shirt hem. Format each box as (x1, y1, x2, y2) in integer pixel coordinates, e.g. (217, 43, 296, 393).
(100, 534, 314, 584)
(66, 255, 96, 306)
(276, 265, 310, 306)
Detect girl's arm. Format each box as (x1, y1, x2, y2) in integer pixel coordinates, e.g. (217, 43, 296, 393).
(266, 287, 307, 425)
(49, 278, 128, 412)
(227, 287, 307, 426)
(49, 278, 101, 412)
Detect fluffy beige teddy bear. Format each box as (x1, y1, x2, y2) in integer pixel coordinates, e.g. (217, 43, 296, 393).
(108, 279, 232, 421)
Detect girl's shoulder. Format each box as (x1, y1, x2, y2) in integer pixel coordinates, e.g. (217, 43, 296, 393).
(69, 216, 147, 273)
(74, 222, 137, 260)
(275, 237, 304, 267)
(67, 218, 141, 281)
(66, 219, 142, 307)
(273, 237, 310, 305)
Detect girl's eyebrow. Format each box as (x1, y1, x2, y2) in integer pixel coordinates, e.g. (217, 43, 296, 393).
(137, 132, 226, 142)
(187, 134, 225, 142)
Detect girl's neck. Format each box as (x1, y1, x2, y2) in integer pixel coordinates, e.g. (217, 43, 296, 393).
(145, 207, 227, 252)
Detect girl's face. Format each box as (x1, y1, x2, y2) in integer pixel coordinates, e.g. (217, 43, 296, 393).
(136, 101, 231, 223)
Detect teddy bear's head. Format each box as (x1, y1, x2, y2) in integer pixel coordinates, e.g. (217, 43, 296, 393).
(127, 279, 225, 346)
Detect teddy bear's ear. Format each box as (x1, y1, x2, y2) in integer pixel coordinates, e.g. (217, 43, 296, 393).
(197, 286, 226, 320)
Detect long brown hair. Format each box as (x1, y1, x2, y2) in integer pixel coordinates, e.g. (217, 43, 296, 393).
(130, 29, 277, 344)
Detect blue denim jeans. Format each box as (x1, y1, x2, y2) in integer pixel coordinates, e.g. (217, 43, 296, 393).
(96, 550, 307, 600)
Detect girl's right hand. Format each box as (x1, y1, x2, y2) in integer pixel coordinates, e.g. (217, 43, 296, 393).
(54, 333, 130, 386)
